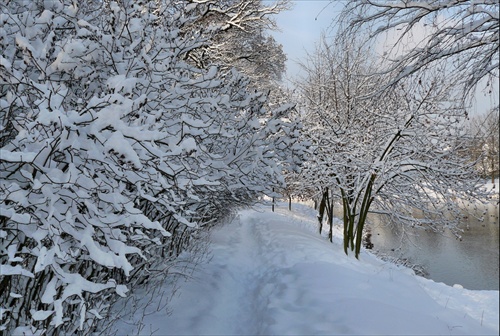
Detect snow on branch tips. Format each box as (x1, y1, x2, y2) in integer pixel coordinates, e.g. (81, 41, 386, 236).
(337, 0, 499, 100)
(0, 0, 303, 334)
(295, 32, 493, 258)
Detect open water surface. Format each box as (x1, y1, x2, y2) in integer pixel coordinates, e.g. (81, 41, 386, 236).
(368, 203, 499, 290)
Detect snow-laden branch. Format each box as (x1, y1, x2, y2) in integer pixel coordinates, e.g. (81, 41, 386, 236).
(338, 0, 499, 99)
(294, 31, 493, 257)
(0, 0, 304, 333)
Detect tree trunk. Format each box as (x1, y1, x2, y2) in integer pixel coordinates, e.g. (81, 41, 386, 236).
(353, 173, 376, 258)
(317, 187, 328, 235)
(327, 196, 334, 243)
(272, 187, 275, 212)
(492, 161, 495, 184)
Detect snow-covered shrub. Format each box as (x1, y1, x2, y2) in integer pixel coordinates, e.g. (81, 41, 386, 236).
(0, 0, 303, 333)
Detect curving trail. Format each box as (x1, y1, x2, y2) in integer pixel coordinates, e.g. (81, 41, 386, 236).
(109, 204, 499, 335)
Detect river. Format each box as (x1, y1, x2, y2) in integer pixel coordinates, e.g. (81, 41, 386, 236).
(367, 203, 499, 291)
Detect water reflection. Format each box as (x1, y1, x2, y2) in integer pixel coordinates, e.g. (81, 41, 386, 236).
(368, 203, 499, 290)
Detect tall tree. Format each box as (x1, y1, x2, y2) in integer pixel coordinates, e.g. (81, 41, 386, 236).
(297, 33, 491, 258)
(183, 0, 290, 91)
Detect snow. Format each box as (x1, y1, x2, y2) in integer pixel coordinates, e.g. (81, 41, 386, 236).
(0, 264, 34, 278)
(0, 149, 36, 163)
(30, 310, 54, 322)
(41, 277, 57, 304)
(104, 131, 143, 169)
(108, 203, 498, 335)
(7, 244, 23, 262)
(106, 75, 138, 95)
(482, 178, 499, 199)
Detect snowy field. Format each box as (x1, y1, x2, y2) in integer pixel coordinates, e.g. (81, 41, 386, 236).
(106, 203, 499, 335)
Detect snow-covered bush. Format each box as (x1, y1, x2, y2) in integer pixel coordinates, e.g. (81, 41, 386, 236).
(0, 0, 303, 333)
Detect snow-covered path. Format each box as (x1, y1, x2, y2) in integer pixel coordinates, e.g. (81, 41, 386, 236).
(109, 204, 499, 335)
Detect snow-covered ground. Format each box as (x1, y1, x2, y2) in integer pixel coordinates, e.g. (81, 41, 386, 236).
(107, 203, 499, 335)
(483, 178, 499, 200)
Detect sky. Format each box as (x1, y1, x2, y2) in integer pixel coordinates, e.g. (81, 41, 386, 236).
(269, 0, 499, 115)
(269, 0, 341, 83)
